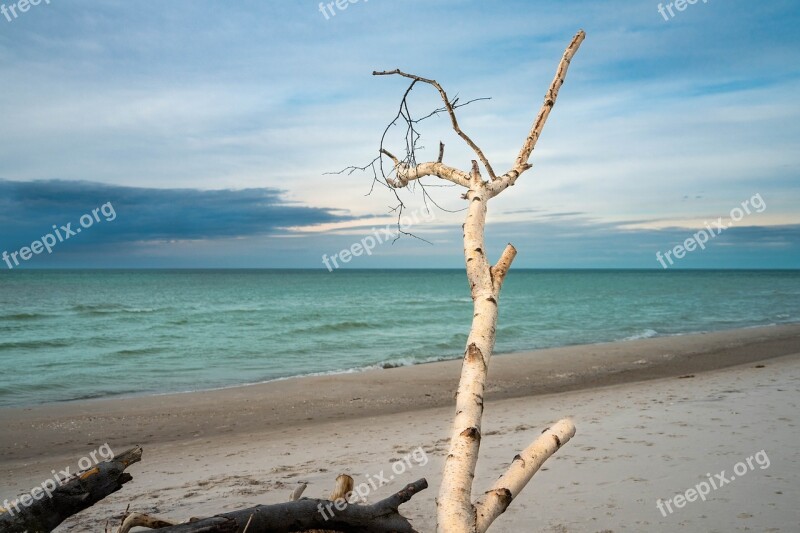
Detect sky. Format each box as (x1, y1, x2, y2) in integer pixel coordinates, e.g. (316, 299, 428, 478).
(0, 0, 798, 269)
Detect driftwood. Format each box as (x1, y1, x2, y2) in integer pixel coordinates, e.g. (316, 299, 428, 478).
(117, 512, 178, 533)
(113, 475, 373, 533)
(368, 31, 586, 532)
(0, 446, 426, 533)
(138, 478, 428, 533)
(0, 446, 142, 533)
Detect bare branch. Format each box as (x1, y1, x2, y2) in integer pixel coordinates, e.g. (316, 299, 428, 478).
(374, 69, 498, 180)
(489, 30, 585, 197)
(474, 419, 576, 533)
(324, 155, 381, 177)
(490, 244, 517, 293)
(381, 147, 471, 189)
(380, 147, 401, 167)
(333, 77, 489, 247)
(117, 513, 176, 533)
(412, 96, 492, 124)
(516, 30, 585, 168)
(290, 483, 308, 502)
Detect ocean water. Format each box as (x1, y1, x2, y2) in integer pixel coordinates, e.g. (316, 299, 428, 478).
(0, 269, 798, 407)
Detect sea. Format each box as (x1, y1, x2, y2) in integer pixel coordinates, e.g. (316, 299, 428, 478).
(0, 269, 798, 407)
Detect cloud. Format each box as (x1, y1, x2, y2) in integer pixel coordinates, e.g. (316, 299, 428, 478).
(487, 218, 800, 269)
(0, 1, 797, 268)
(0, 179, 349, 251)
(1, 180, 796, 269)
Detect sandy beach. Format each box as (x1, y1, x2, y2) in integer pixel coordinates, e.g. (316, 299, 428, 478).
(1, 324, 799, 532)
(2, 1, 799, 531)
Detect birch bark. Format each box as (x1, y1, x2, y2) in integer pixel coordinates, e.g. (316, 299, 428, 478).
(375, 30, 586, 533)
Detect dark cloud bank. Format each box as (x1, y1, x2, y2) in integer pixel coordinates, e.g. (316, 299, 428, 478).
(0, 179, 348, 251)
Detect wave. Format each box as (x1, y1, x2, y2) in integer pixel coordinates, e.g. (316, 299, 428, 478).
(400, 297, 472, 307)
(623, 329, 659, 341)
(191, 305, 265, 315)
(375, 354, 457, 369)
(71, 304, 159, 315)
(0, 339, 72, 350)
(72, 303, 123, 312)
(217, 353, 462, 388)
(0, 312, 50, 321)
(114, 347, 162, 357)
(291, 321, 377, 335)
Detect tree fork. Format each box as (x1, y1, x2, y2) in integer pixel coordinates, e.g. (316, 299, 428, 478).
(374, 31, 585, 533)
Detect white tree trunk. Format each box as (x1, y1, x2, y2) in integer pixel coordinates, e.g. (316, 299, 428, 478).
(436, 163, 515, 531)
(375, 30, 586, 533)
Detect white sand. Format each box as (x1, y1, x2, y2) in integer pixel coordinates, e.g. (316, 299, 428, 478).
(39, 353, 799, 532)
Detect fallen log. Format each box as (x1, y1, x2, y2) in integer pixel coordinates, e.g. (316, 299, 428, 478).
(0, 446, 142, 533)
(148, 478, 428, 533)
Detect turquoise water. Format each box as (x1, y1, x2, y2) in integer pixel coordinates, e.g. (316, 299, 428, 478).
(0, 269, 798, 407)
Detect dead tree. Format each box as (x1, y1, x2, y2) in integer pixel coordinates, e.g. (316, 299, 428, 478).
(368, 30, 586, 532)
(0, 447, 142, 533)
(0, 451, 426, 533)
(135, 479, 428, 533)
(111, 477, 427, 533)
(114, 30, 586, 533)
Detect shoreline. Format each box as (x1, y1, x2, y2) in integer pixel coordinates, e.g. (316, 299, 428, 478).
(1, 324, 799, 531)
(115, 322, 800, 397)
(1, 323, 799, 467)
(0, 332, 796, 531)
(4, 321, 799, 411)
